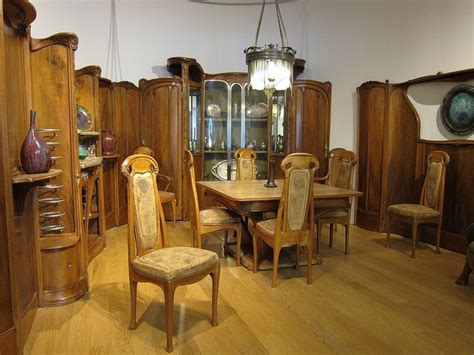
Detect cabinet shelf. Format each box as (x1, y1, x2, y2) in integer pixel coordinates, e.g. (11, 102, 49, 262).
(78, 131, 100, 138)
(11, 168, 63, 184)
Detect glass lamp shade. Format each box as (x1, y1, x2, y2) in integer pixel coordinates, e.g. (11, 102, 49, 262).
(245, 44, 295, 92)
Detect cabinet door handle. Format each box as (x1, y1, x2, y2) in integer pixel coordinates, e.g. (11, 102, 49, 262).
(67, 263, 72, 269)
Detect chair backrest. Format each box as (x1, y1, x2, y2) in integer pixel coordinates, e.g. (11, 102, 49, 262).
(234, 148, 257, 180)
(419, 150, 450, 212)
(326, 148, 357, 189)
(121, 154, 169, 261)
(184, 149, 202, 234)
(275, 153, 319, 245)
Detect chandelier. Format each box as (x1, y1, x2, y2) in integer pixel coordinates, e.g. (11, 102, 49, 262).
(244, 0, 295, 94)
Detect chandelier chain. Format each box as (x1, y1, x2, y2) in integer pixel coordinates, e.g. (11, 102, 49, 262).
(253, 0, 288, 48)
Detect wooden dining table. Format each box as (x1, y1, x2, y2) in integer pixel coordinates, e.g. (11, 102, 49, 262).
(198, 179, 363, 216)
(197, 179, 363, 271)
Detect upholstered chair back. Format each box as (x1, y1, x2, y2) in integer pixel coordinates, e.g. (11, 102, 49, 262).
(184, 150, 202, 234)
(333, 150, 357, 189)
(276, 153, 319, 245)
(419, 151, 450, 212)
(326, 148, 346, 186)
(234, 148, 257, 180)
(121, 154, 169, 259)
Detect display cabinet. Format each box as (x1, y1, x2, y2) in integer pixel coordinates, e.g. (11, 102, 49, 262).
(203, 77, 269, 180)
(75, 66, 106, 262)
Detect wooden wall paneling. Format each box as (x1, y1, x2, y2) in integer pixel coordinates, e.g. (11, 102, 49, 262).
(99, 78, 119, 228)
(356, 82, 387, 231)
(30, 33, 88, 306)
(356, 70, 474, 253)
(1, 0, 38, 351)
(114, 81, 139, 225)
(0, 3, 18, 352)
(139, 78, 183, 220)
(75, 66, 107, 260)
(289, 80, 331, 177)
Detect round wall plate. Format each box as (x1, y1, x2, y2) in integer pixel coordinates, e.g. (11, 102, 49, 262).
(441, 84, 474, 136)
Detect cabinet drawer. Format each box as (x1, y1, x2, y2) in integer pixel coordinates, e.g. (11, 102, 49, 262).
(41, 243, 80, 292)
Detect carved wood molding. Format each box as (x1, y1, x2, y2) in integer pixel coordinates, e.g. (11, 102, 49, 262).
(30, 32, 79, 52)
(139, 78, 182, 96)
(115, 81, 139, 90)
(3, 0, 37, 35)
(75, 65, 102, 78)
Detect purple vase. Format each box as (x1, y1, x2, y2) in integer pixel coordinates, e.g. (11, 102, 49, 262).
(20, 110, 52, 174)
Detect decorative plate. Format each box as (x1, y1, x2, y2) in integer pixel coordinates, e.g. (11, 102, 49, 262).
(211, 159, 237, 181)
(441, 84, 474, 136)
(77, 104, 93, 131)
(206, 103, 221, 118)
(246, 102, 268, 118)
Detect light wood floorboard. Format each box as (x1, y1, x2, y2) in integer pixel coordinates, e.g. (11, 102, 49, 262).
(24, 223, 474, 354)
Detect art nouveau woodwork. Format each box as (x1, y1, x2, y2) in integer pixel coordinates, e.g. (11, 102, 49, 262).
(114, 81, 140, 225)
(98, 77, 120, 228)
(75, 66, 107, 261)
(357, 70, 474, 253)
(289, 80, 332, 178)
(30, 33, 87, 306)
(139, 78, 183, 220)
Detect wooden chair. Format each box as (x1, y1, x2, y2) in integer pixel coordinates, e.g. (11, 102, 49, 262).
(134, 145, 176, 228)
(315, 149, 357, 255)
(252, 153, 319, 287)
(184, 149, 243, 265)
(121, 154, 220, 353)
(386, 150, 450, 258)
(234, 147, 256, 180)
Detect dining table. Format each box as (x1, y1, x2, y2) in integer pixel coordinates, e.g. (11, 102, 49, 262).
(197, 179, 363, 270)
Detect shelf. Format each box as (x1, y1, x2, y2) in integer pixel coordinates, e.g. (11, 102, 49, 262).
(83, 212, 99, 221)
(80, 156, 103, 169)
(12, 168, 63, 184)
(78, 131, 100, 137)
(102, 154, 120, 159)
(204, 150, 268, 154)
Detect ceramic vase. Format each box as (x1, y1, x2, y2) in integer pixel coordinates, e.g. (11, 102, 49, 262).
(20, 110, 52, 174)
(102, 131, 117, 156)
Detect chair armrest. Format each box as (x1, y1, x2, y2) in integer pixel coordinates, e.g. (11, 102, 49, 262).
(157, 174, 173, 191)
(315, 174, 329, 184)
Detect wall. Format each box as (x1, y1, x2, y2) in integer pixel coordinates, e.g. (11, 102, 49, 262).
(31, 0, 474, 151)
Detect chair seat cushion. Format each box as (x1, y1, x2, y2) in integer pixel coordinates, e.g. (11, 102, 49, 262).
(200, 208, 241, 225)
(256, 218, 277, 236)
(158, 191, 175, 203)
(388, 204, 440, 219)
(132, 247, 218, 281)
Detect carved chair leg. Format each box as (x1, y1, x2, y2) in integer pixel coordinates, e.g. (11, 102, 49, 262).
(171, 199, 176, 229)
(329, 223, 334, 248)
(272, 246, 281, 288)
(344, 224, 349, 255)
(435, 222, 442, 254)
(223, 230, 229, 257)
(455, 260, 472, 286)
(316, 221, 322, 255)
(164, 284, 176, 353)
(252, 234, 259, 273)
(307, 243, 313, 285)
(210, 263, 220, 326)
(295, 245, 300, 270)
(129, 280, 137, 330)
(235, 225, 242, 266)
(386, 212, 391, 248)
(411, 222, 418, 258)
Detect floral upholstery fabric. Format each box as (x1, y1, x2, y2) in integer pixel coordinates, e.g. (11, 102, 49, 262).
(388, 204, 440, 219)
(239, 158, 255, 180)
(287, 168, 311, 231)
(335, 160, 352, 189)
(133, 172, 159, 252)
(256, 218, 277, 236)
(158, 190, 175, 203)
(200, 208, 241, 225)
(424, 161, 442, 209)
(132, 247, 218, 281)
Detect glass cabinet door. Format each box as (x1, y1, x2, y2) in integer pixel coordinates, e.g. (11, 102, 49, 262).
(204, 80, 230, 180)
(188, 87, 201, 153)
(271, 90, 286, 155)
(244, 85, 268, 179)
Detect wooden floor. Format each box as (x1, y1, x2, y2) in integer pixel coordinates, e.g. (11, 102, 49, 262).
(25, 223, 474, 354)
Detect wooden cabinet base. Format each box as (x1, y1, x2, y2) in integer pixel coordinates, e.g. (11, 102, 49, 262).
(40, 278, 88, 307)
(0, 328, 17, 355)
